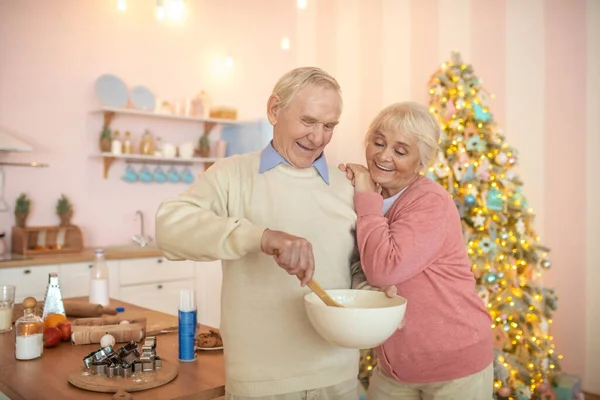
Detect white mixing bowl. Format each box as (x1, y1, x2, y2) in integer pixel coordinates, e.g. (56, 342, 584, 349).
(304, 289, 407, 349)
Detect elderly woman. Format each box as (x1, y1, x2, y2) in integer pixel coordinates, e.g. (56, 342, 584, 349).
(341, 102, 494, 399)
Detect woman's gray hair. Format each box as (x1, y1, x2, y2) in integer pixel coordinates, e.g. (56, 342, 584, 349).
(365, 102, 440, 170)
(271, 66, 343, 111)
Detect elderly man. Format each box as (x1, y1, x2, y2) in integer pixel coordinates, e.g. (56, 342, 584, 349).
(155, 67, 359, 399)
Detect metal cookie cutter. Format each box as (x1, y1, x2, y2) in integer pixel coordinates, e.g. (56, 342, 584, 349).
(107, 364, 119, 378)
(118, 365, 133, 378)
(82, 346, 115, 368)
(117, 342, 141, 367)
(90, 362, 107, 376)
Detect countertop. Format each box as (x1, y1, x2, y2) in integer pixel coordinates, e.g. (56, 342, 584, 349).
(0, 245, 163, 269)
(0, 298, 225, 400)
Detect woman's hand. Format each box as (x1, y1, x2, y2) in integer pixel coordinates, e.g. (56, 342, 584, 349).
(338, 163, 377, 193)
(380, 285, 398, 298)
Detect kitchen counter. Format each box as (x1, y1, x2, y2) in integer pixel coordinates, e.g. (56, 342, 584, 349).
(0, 298, 225, 400)
(0, 245, 163, 269)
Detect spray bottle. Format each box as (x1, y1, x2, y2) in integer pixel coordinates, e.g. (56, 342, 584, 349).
(178, 289, 197, 362)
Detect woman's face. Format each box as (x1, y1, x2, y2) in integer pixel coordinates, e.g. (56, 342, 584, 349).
(365, 128, 421, 197)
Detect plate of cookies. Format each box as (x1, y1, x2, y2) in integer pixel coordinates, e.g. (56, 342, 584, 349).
(195, 329, 223, 351)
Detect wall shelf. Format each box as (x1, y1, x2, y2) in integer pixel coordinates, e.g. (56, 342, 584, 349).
(99, 153, 219, 179)
(95, 106, 241, 135)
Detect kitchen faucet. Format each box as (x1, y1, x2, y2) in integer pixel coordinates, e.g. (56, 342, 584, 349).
(132, 210, 153, 247)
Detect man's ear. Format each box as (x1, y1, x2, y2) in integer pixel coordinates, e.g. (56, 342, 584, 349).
(267, 95, 280, 125)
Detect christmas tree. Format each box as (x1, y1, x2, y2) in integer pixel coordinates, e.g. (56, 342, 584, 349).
(425, 52, 562, 399)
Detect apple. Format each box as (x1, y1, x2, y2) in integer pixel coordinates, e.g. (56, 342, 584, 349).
(43, 327, 62, 348)
(57, 321, 72, 342)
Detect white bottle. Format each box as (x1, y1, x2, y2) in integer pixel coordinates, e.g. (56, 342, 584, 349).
(111, 130, 122, 155)
(89, 249, 110, 306)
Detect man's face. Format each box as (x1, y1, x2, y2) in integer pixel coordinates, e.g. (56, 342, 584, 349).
(268, 85, 341, 168)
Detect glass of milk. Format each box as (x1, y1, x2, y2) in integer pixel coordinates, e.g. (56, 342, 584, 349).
(0, 285, 16, 333)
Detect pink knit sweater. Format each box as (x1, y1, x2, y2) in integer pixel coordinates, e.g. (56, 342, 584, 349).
(355, 175, 493, 383)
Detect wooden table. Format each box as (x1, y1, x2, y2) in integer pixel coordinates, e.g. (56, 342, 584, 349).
(0, 299, 225, 400)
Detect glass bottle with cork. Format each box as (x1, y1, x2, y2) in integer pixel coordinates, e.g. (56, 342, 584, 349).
(15, 297, 44, 360)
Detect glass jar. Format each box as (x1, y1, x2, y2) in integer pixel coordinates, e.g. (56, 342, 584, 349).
(15, 297, 44, 360)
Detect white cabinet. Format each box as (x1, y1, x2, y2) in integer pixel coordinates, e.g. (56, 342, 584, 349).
(119, 257, 194, 285)
(118, 257, 196, 315)
(119, 280, 192, 316)
(195, 260, 222, 329)
(58, 261, 120, 300)
(0, 265, 60, 302)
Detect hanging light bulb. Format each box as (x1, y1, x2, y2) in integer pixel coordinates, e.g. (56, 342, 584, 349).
(117, 0, 127, 11)
(297, 0, 307, 9)
(156, 0, 165, 21)
(281, 37, 290, 50)
(166, 0, 186, 21)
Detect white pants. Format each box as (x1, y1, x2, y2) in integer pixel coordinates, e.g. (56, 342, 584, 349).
(226, 379, 358, 400)
(367, 363, 493, 400)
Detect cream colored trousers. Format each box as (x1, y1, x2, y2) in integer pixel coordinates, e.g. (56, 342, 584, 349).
(367, 363, 493, 400)
(225, 379, 358, 400)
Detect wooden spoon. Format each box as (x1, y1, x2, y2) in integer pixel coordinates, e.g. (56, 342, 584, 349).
(298, 272, 344, 308)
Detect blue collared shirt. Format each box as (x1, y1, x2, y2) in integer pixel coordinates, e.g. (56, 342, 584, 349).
(258, 142, 329, 184)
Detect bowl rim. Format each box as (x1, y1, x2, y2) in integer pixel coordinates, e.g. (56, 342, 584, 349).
(303, 288, 407, 309)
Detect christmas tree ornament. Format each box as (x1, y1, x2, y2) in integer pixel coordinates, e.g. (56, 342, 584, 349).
(477, 286, 489, 306)
(515, 219, 526, 235)
(541, 259, 552, 269)
(472, 213, 486, 228)
(486, 188, 504, 211)
(473, 102, 492, 122)
(453, 163, 466, 181)
(514, 384, 532, 400)
(476, 158, 491, 181)
(464, 194, 476, 207)
(495, 152, 508, 165)
(466, 136, 485, 152)
(454, 199, 466, 218)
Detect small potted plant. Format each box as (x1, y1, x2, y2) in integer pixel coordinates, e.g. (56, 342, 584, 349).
(15, 193, 31, 228)
(56, 194, 73, 226)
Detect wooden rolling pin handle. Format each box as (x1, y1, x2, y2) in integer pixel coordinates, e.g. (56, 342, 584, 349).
(63, 302, 118, 318)
(102, 306, 118, 315)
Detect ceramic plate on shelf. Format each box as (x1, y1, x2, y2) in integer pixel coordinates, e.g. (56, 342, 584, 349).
(94, 73, 128, 108)
(130, 85, 156, 111)
(196, 346, 223, 351)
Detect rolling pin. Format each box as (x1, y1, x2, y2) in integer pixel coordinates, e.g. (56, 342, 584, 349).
(71, 317, 147, 345)
(63, 301, 118, 318)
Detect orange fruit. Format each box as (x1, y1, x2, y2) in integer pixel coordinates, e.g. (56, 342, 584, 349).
(44, 313, 67, 329)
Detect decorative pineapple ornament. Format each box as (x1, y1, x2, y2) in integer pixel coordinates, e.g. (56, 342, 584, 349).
(99, 125, 112, 152)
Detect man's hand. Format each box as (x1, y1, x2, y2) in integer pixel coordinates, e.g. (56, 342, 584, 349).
(261, 229, 315, 286)
(338, 163, 378, 193)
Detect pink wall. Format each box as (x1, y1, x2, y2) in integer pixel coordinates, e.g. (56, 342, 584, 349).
(0, 0, 596, 382)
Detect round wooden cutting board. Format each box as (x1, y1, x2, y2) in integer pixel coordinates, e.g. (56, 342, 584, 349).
(68, 360, 178, 396)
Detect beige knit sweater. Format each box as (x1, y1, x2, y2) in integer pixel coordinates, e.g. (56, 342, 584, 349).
(155, 151, 359, 396)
